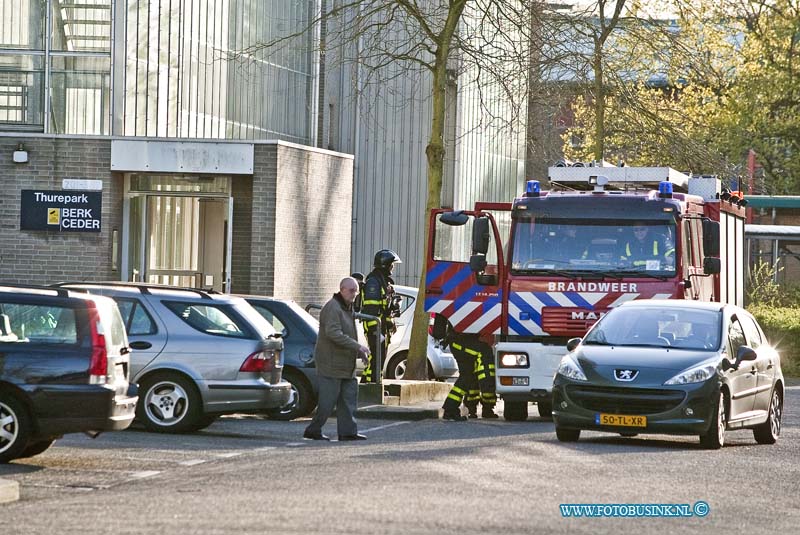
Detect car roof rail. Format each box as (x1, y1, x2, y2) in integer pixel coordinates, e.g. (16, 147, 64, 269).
(52, 281, 215, 299)
(0, 282, 73, 298)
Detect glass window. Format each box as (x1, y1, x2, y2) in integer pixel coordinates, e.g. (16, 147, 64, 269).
(0, 302, 77, 344)
(739, 315, 762, 349)
(0, 55, 45, 129)
(50, 55, 110, 134)
(584, 307, 721, 351)
(115, 298, 157, 336)
(727, 318, 746, 355)
(511, 218, 677, 276)
(50, 0, 112, 53)
(252, 304, 288, 336)
(0, 0, 46, 49)
(163, 301, 252, 338)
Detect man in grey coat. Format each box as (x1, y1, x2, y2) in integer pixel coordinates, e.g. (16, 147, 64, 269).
(303, 277, 371, 441)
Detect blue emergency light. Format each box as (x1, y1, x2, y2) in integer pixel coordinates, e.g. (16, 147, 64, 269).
(525, 180, 541, 197)
(658, 181, 673, 198)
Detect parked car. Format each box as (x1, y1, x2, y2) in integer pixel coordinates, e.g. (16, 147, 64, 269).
(378, 285, 458, 381)
(1, 284, 138, 462)
(552, 299, 784, 449)
(242, 287, 458, 420)
(56, 283, 290, 433)
(241, 296, 320, 421)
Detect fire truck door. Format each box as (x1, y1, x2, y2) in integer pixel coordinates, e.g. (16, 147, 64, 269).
(425, 210, 505, 335)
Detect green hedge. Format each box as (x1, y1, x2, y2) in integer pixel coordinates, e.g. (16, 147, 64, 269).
(748, 306, 800, 378)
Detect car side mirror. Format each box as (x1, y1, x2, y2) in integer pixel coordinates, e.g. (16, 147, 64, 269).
(566, 337, 582, 352)
(735, 345, 757, 365)
(703, 257, 721, 275)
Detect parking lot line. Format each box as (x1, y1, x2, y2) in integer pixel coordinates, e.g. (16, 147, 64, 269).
(360, 421, 412, 434)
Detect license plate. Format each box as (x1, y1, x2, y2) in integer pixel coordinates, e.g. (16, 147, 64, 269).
(595, 413, 647, 427)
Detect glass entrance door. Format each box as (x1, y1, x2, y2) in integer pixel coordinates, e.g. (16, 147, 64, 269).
(123, 175, 232, 292)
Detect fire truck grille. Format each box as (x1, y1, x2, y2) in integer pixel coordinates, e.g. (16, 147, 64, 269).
(565, 385, 686, 415)
(541, 307, 608, 336)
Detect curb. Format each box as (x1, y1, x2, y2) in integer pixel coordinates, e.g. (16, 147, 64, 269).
(0, 478, 20, 504)
(356, 404, 441, 421)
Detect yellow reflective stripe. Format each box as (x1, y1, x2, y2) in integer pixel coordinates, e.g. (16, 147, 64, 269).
(653, 240, 658, 255)
(482, 393, 496, 400)
(362, 300, 382, 306)
(363, 320, 378, 327)
(665, 248, 675, 257)
(468, 390, 480, 395)
(626, 243, 631, 256)
(447, 392, 463, 402)
(451, 386, 466, 395)
(477, 373, 486, 380)
(487, 364, 495, 370)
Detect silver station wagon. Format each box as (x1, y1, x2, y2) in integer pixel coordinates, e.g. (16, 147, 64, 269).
(57, 283, 290, 433)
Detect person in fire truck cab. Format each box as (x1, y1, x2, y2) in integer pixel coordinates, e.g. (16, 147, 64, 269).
(360, 249, 402, 383)
(620, 223, 675, 269)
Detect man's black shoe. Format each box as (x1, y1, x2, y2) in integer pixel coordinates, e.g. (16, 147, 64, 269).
(303, 431, 331, 441)
(443, 412, 467, 421)
(339, 434, 367, 441)
(468, 412, 479, 419)
(481, 409, 499, 419)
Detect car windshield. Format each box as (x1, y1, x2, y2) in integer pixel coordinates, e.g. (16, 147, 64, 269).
(511, 218, 677, 276)
(584, 307, 722, 350)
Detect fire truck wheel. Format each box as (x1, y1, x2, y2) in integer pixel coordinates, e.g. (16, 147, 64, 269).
(503, 401, 528, 421)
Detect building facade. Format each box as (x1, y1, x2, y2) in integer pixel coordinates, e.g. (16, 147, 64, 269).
(1, 0, 352, 305)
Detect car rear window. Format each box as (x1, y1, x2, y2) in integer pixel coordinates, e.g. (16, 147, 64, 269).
(115, 298, 157, 335)
(163, 301, 253, 338)
(0, 302, 78, 344)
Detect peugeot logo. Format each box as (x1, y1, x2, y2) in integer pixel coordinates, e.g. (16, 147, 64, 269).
(614, 369, 639, 381)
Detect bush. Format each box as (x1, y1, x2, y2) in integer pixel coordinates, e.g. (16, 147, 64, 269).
(747, 305, 800, 377)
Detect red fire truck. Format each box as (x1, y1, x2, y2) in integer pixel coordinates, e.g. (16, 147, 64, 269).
(425, 166, 746, 421)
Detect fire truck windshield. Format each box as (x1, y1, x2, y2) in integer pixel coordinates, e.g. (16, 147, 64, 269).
(511, 219, 677, 276)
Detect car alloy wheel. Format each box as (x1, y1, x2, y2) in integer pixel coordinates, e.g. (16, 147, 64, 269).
(138, 373, 202, 433)
(754, 389, 782, 445)
(0, 396, 31, 463)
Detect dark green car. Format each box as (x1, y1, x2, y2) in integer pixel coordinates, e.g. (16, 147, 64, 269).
(552, 300, 784, 449)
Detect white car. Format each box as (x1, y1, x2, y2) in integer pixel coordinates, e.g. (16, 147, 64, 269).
(358, 285, 458, 381)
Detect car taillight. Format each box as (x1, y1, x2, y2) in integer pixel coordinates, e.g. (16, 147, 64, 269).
(240, 349, 276, 373)
(87, 304, 108, 385)
(428, 314, 435, 335)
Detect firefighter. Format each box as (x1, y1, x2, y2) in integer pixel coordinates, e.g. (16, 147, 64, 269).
(472, 337, 499, 418)
(360, 249, 402, 384)
(350, 272, 365, 313)
(620, 223, 674, 267)
(441, 330, 479, 421)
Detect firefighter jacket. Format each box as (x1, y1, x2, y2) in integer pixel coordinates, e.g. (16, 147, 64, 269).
(621, 236, 674, 267)
(361, 268, 395, 339)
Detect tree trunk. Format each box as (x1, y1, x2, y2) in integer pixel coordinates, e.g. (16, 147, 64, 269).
(593, 50, 605, 162)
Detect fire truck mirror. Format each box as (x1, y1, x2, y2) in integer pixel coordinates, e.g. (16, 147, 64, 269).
(470, 253, 488, 273)
(703, 257, 721, 275)
(439, 211, 469, 226)
(472, 217, 491, 254)
(702, 219, 720, 257)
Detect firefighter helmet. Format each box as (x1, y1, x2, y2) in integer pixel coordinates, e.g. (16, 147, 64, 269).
(373, 249, 402, 270)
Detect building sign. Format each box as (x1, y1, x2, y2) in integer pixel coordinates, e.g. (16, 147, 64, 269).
(20, 190, 102, 232)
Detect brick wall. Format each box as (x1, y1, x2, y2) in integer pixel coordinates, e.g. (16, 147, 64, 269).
(0, 136, 120, 285)
(1, 137, 353, 306)
(272, 143, 354, 307)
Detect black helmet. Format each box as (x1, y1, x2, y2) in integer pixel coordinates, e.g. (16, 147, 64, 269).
(373, 249, 402, 270)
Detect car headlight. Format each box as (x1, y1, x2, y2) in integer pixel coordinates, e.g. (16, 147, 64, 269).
(499, 352, 528, 367)
(664, 359, 719, 385)
(556, 356, 587, 381)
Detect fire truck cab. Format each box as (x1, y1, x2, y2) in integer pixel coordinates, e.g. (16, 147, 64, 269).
(425, 166, 746, 421)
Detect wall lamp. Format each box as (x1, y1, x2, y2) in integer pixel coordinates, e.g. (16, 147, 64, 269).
(13, 143, 28, 164)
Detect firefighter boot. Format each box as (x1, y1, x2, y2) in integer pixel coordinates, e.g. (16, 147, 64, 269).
(481, 405, 499, 419)
(442, 410, 467, 421)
